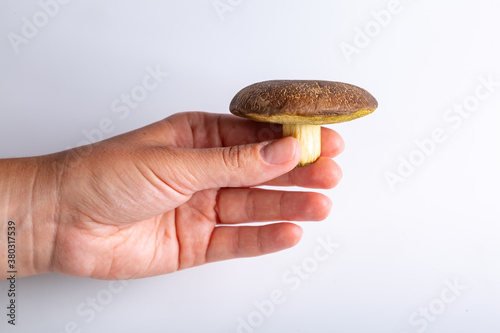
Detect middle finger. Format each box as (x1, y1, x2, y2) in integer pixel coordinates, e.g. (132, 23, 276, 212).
(215, 188, 332, 224)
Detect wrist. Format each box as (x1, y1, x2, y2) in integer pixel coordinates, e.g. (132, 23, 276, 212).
(0, 155, 60, 278)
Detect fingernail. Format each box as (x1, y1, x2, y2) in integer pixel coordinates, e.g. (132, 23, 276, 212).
(260, 137, 297, 164)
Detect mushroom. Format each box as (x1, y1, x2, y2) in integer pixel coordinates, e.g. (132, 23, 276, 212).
(230, 80, 378, 167)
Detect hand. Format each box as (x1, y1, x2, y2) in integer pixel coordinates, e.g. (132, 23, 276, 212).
(12, 112, 344, 280)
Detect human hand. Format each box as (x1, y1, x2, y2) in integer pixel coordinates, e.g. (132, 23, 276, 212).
(2, 112, 344, 280)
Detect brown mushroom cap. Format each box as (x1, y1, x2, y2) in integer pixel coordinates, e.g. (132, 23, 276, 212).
(230, 80, 378, 125)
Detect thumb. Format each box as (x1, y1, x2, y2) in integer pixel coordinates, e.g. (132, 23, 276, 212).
(162, 137, 301, 193)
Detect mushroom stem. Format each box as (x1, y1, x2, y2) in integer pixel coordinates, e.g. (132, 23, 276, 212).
(282, 123, 321, 167)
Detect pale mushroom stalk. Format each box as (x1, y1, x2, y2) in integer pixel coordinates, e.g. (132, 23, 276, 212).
(282, 123, 321, 167)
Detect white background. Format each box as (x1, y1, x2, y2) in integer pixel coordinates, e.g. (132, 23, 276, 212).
(1, 0, 499, 332)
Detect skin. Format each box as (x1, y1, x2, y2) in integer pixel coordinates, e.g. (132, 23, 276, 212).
(0, 112, 344, 280)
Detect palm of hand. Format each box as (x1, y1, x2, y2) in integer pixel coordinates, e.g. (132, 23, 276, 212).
(50, 112, 343, 279)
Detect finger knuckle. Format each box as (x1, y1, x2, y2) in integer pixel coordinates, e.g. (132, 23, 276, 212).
(221, 145, 241, 172)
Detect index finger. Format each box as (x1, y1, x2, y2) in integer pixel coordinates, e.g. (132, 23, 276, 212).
(136, 112, 344, 158)
(187, 113, 345, 158)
